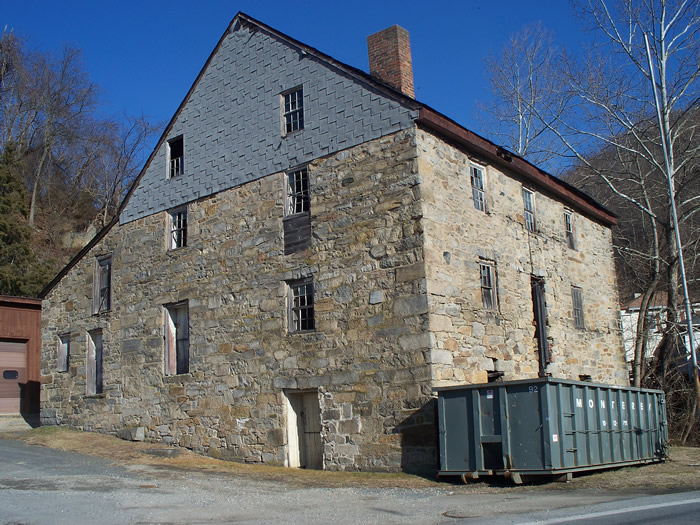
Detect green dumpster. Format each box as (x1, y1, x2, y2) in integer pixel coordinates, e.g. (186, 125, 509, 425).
(436, 378, 667, 483)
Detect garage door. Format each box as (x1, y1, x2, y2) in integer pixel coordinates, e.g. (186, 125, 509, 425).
(0, 340, 27, 415)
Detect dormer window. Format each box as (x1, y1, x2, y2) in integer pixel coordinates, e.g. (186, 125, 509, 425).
(167, 136, 184, 178)
(282, 87, 304, 135)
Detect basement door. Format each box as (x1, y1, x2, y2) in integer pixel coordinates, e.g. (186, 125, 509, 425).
(286, 391, 323, 469)
(0, 340, 27, 415)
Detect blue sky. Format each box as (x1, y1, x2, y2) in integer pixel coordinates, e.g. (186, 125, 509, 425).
(3, 0, 591, 138)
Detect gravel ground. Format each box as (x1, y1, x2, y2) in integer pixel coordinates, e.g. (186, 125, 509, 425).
(0, 438, 663, 525)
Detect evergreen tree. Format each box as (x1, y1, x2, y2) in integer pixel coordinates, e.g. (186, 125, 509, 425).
(0, 145, 52, 297)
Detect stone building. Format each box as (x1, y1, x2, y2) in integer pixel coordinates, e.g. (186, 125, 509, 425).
(39, 13, 627, 472)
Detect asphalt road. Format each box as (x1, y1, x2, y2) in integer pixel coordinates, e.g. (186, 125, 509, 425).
(1, 438, 698, 524)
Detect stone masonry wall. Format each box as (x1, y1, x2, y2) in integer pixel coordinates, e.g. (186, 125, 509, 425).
(416, 128, 628, 387)
(41, 129, 436, 472)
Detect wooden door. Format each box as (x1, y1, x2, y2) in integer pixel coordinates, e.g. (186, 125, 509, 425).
(287, 391, 322, 469)
(0, 340, 27, 414)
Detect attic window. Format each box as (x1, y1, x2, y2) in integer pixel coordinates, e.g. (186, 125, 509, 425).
(167, 136, 184, 178)
(282, 87, 304, 134)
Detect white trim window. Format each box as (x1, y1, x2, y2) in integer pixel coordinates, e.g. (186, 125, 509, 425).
(479, 261, 498, 311)
(286, 167, 310, 216)
(57, 334, 70, 372)
(522, 188, 536, 232)
(93, 255, 112, 314)
(564, 210, 576, 249)
(470, 165, 486, 212)
(164, 302, 189, 375)
(288, 279, 315, 333)
(167, 135, 184, 178)
(282, 87, 304, 134)
(572, 286, 585, 329)
(168, 207, 188, 249)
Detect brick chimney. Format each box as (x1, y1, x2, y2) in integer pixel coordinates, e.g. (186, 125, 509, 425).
(367, 25, 414, 98)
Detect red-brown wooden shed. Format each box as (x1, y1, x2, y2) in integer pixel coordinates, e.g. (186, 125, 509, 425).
(0, 295, 41, 415)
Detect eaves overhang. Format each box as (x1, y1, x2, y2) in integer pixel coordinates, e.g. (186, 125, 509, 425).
(415, 107, 618, 227)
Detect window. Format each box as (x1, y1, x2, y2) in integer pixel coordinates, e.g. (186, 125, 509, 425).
(470, 165, 486, 212)
(522, 188, 536, 232)
(564, 210, 575, 249)
(168, 207, 188, 249)
(167, 135, 184, 178)
(288, 279, 315, 333)
(93, 255, 112, 314)
(284, 167, 312, 254)
(282, 87, 304, 134)
(480, 261, 498, 311)
(86, 330, 103, 395)
(572, 286, 585, 329)
(286, 167, 310, 216)
(57, 334, 70, 372)
(164, 302, 189, 375)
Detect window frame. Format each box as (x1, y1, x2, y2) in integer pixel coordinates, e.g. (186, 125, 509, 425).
(167, 135, 184, 179)
(470, 164, 486, 212)
(164, 301, 189, 376)
(572, 286, 585, 329)
(285, 167, 310, 217)
(564, 209, 576, 249)
(288, 278, 315, 333)
(86, 330, 103, 395)
(479, 261, 498, 311)
(92, 254, 112, 315)
(57, 333, 70, 372)
(522, 187, 536, 232)
(281, 87, 304, 135)
(168, 207, 188, 250)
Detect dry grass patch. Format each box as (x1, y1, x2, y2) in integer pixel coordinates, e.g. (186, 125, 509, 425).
(10, 426, 700, 492)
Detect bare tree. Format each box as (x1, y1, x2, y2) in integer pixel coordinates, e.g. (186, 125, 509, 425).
(480, 1, 699, 440)
(0, 31, 160, 293)
(477, 22, 568, 171)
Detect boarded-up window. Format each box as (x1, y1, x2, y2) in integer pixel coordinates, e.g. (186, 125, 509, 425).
(86, 330, 103, 395)
(93, 255, 112, 314)
(572, 286, 585, 329)
(57, 334, 70, 372)
(480, 261, 497, 311)
(164, 302, 189, 375)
